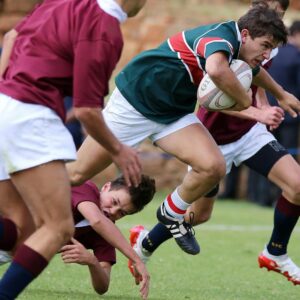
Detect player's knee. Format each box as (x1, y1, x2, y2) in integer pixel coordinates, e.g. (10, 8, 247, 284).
(46, 217, 74, 245)
(288, 183, 300, 204)
(187, 211, 211, 226)
(69, 171, 85, 186)
(95, 284, 109, 295)
(196, 211, 212, 224)
(198, 159, 225, 183)
(57, 218, 75, 244)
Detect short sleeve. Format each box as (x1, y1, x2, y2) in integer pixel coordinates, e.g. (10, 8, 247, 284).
(195, 37, 234, 59)
(73, 39, 121, 109)
(71, 181, 100, 210)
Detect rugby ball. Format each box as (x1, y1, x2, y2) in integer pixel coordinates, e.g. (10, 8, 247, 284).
(197, 59, 252, 110)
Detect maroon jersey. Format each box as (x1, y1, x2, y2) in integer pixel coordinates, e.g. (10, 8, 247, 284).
(72, 180, 116, 264)
(0, 0, 123, 121)
(197, 59, 274, 145)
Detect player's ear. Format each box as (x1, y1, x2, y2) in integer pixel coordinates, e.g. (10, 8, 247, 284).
(240, 29, 250, 43)
(101, 182, 111, 192)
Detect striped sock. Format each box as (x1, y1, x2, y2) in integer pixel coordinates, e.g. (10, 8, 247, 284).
(163, 188, 190, 219)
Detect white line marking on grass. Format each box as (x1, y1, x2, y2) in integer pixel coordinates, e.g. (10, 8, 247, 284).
(119, 223, 300, 232)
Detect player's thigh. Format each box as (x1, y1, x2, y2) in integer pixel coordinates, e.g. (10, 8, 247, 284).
(155, 122, 224, 171)
(11, 160, 73, 226)
(268, 154, 300, 201)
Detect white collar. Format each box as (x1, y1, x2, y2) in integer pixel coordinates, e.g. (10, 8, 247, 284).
(97, 0, 128, 23)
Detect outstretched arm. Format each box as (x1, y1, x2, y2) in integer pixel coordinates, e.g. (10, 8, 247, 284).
(253, 67, 300, 118)
(70, 106, 141, 188)
(78, 201, 149, 299)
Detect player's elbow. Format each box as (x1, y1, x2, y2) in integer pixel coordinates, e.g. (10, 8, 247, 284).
(3, 29, 18, 43)
(94, 282, 109, 295)
(95, 286, 109, 295)
(73, 107, 101, 125)
(66, 162, 85, 186)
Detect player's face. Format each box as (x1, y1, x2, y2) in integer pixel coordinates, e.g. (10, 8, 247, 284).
(100, 183, 135, 221)
(239, 29, 277, 68)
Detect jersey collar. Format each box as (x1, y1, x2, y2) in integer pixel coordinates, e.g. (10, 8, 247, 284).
(97, 0, 128, 23)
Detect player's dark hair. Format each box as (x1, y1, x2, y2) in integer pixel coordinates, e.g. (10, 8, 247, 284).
(289, 21, 300, 36)
(238, 5, 288, 45)
(251, 0, 289, 11)
(109, 174, 156, 213)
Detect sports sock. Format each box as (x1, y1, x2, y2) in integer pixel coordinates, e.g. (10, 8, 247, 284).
(267, 195, 299, 256)
(0, 217, 18, 251)
(0, 244, 48, 299)
(142, 223, 172, 253)
(163, 188, 190, 220)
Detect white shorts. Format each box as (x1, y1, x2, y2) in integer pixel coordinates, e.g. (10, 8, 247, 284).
(0, 94, 77, 180)
(103, 88, 201, 147)
(220, 122, 276, 174)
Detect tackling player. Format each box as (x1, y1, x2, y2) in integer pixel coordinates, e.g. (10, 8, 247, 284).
(0, 175, 155, 297)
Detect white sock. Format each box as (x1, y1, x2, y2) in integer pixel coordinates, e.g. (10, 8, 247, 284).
(163, 188, 190, 219)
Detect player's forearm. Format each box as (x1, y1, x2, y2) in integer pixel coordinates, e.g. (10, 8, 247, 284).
(255, 87, 270, 107)
(252, 68, 285, 101)
(74, 107, 122, 155)
(87, 256, 110, 295)
(91, 214, 144, 263)
(222, 106, 261, 121)
(205, 54, 251, 110)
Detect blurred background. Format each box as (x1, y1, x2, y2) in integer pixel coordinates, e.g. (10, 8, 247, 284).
(0, 0, 300, 205)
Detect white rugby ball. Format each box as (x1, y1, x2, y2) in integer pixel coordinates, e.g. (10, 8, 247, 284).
(197, 59, 252, 110)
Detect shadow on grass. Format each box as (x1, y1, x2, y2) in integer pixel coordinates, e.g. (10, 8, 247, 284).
(23, 289, 163, 300)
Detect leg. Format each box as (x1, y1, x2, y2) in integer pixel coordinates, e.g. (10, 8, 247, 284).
(156, 123, 225, 203)
(0, 161, 74, 299)
(128, 189, 216, 275)
(0, 180, 35, 252)
(265, 155, 300, 258)
(154, 123, 225, 253)
(67, 135, 113, 185)
(245, 145, 300, 284)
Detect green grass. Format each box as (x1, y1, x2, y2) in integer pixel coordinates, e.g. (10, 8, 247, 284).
(1, 192, 300, 299)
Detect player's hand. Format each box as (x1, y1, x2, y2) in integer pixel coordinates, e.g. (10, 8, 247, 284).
(277, 91, 300, 118)
(60, 238, 95, 266)
(131, 259, 150, 300)
(257, 105, 284, 130)
(111, 143, 142, 187)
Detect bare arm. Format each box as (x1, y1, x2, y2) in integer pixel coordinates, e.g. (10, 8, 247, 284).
(0, 29, 18, 78)
(255, 87, 270, 108)
(205, 52, 252, 111)
(78, 201, 149, 299)
(74, 107, 141, 187)
(222, 105, 284, 129)
(60, 238, 111, 295)
(253, 67, 300, 118)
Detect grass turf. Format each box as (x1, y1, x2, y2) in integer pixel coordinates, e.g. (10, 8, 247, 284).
(1, 192, 299, 299)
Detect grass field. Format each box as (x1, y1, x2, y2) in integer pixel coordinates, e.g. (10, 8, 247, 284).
(1, 191, 299, 300)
